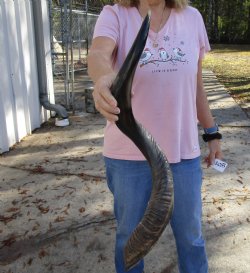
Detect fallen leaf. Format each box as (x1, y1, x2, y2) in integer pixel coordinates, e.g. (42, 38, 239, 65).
(19, 189, 29, 195)
(12, 200, 18, 205)
(101, 210, 111, 217)
(98, 253, 107, 262)
(64, 185, 76, 191)
(31, 165, 45, 174)
(212, 197, 219, 204)
(54, 216, 65, 222)
(6, 207, 19, 213)
(37, 205, 49, 214)
(0, 212, 19, 224)
(56, 192, 67, 199)
(62, 206, 69, 215)
(27, 257, 33, 265)
(38, 249, 49, 258)
(32, 225, 39, 231)
(79, 207, 86, 213)
(1, 234, 17, 248)
(32, 198, 47, 204)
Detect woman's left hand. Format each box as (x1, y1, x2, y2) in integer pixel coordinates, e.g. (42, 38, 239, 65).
(205, 139, 223, 167)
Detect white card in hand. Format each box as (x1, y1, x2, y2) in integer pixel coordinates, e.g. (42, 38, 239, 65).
(212, 159, 228, 173)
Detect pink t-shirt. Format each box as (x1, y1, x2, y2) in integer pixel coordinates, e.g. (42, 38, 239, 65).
(93, 4, 210, 163)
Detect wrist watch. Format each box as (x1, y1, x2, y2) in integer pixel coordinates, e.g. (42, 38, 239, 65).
(202, 123, 222, 142)
(203, 123, 219, 134)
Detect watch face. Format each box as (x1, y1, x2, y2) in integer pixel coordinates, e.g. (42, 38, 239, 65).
(204, 124, 219, 134)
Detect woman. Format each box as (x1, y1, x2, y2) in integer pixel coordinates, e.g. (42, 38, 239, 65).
(87, 0, 222, 272)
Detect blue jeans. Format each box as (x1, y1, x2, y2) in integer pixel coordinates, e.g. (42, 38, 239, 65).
(104, 156, 208, 273)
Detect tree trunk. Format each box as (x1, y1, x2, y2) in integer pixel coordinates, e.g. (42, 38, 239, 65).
(207, 0, 213, 39)
(213, 0, 219, 42)
(247, 4, 250, 42)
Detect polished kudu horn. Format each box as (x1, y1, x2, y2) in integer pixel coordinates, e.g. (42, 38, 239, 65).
(110, 13, 174, 271)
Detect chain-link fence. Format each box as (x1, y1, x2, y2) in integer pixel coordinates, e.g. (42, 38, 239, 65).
(48, 0, 100, 112)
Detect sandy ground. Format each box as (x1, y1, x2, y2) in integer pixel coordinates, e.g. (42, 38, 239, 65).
(0, 70, 249, 273)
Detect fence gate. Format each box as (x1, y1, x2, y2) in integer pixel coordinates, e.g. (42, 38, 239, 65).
(48, 0, 96, 113)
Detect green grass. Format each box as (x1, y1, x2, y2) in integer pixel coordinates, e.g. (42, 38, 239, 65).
(203, 44, 250, 104)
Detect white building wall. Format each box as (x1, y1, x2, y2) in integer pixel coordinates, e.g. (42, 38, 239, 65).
(0, 0, 54, 153)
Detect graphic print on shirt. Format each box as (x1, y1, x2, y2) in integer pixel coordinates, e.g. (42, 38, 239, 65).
(140, 48, 154, 65)
(139, 35, 188, 69)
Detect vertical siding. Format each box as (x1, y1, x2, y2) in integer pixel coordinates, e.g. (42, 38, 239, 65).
(0, 0, 53, 153)
(0, 0, 18, 153)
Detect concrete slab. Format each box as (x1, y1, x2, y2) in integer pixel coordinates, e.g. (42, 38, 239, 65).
(203, 70, 250, 126)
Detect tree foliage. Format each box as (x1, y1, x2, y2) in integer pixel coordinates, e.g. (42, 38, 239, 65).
(52, 0, 250, 43)
(191, 0, 250, 43)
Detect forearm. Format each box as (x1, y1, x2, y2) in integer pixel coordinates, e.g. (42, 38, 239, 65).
(87, 50, 114, 83)
(196, 86, 214, 128)
(196, 60, 215, 128)
(87, 37, 119, 122)
(87, 38, 117, 83)
(196, 60, 222, 165)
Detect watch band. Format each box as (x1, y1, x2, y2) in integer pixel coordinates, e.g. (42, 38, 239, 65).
(202, 132, 222, 142)
(203, 123, 219, 134)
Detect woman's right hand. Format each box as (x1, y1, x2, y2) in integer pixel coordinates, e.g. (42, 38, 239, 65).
(93, 73, 120, 122)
